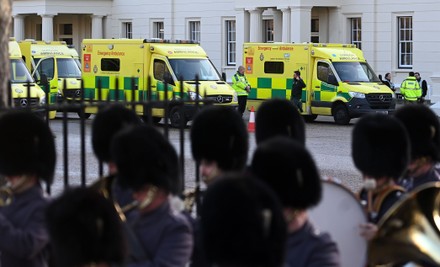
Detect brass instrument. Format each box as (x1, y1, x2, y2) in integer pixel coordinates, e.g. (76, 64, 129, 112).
(368, 181, 440, 267)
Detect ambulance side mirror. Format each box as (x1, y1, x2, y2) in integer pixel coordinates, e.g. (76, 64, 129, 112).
(40, 74, 48, 85)
(328, 75, 338, 86)
(163, 72, 174, 86)
(222, 72, 227, 82)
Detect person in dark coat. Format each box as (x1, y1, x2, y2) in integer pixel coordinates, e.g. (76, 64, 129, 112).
(352, 113, 410, 240)
(111, 125, 193, 267)
(290, 70, 306, 112)
(251, 137, 340, 267)
(46, 187, 127, 267)
(0, 110, 56, 267)
(200, 175, 287, 267)
(394, 104, 440, 192)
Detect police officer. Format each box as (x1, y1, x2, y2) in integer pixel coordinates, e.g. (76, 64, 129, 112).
(0, 110, 56, 267)
(394, 104, 440, 192)
(255, 98, 305, 146)
(251, 137, 340, 267)
(111, 125, 193, 267)
(46, 187, 126, 267)
(352, 114, 410, 240)
(200, 174, 287, 267)
(232, 65, 251, 117)
(400, 71, 422, 103)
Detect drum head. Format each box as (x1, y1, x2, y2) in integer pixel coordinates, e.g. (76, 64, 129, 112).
(308, 180, 367, 267)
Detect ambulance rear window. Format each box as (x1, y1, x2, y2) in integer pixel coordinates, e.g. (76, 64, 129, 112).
(101, 58, 120, 72)
(264, 62, 284, 74)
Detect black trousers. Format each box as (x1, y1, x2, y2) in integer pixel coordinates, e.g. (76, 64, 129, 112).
(237, 95, 247, 116)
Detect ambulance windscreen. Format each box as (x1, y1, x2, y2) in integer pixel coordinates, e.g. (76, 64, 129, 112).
(56, 58, 81, 78)
(10, 59, 34, 83)
(169, 58, 222, 81)
(332, 62, 381, 83)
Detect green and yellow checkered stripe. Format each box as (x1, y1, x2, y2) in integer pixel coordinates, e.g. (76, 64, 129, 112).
(247, 77, 307, 100)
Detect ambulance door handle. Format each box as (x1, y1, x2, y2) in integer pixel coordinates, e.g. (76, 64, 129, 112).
(151, 85, 156, 88)
(315, 86, 320, 88)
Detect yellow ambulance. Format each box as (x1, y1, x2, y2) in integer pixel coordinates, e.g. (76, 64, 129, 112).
(9, 38, 47, 116)
(244, 43, 396, 124)
(19, 40, 85, 118)
(81, 38, 238, 127)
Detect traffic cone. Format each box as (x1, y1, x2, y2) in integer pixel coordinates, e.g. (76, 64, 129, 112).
(248, 106, 255, 132)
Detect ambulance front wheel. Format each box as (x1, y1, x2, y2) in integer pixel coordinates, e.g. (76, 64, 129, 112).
(332, 104, 350, 125)
(169, 106, 188, 128)
(303, 114, 318, 123)
(77, 111, 91, 119)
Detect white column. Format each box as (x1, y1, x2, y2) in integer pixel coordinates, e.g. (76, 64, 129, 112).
(273, 9, 282, 42)
(280, 8, 291, 42)
(290, 6, 312, 43)
(41, 14, 54, 41)
(13, 15, 25, 41)
(91, 15, 104, 39)
(248, 8, 263, 42)
(235, 8, 249, 68)
(328, 6, 342, 43)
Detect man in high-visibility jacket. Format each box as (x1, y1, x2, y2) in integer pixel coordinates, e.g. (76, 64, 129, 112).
(232, 65, 251, 117)
(400, 72, 422, 103)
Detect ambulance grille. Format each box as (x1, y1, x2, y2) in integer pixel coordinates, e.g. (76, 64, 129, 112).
(63, 89, 83, 99)
(14, 97, 39, 108)
(365, 93, 393, 109)
(205, 95, 233, 104)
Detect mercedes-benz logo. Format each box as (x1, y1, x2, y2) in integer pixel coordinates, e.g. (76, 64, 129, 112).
(20, 99, 28, 107)
(379, 95, 385, 102)
(75, 90, 82, 97)
(216, 95, 224, 103)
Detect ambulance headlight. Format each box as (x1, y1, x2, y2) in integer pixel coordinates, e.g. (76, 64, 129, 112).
(188, 91, 202, 101)
(348, 92, 366, 99)
(40, 95, 46, 105)
(233, 92, 238, 102)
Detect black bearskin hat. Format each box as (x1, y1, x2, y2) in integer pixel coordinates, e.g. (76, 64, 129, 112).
(111, 125, 179, 194)
(251, 136, 321, 210)
(92, 104, 141, 163)
(0, 110, 56, 184)
(46, 187, 126, 267)
(191, 106, 248, 171)
(394, 104, 440, 161)
(256, 98, 305, 145)
(200, 175, 286, 267)
(352, 113, 410, 179)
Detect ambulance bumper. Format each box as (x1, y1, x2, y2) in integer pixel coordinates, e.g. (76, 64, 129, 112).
(346, 97, 397, 118)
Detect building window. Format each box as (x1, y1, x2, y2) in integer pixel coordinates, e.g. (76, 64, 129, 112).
(153, 21, 164, 39)
(350, 18, 362, 49)
(58, 23, 73, 45)
(226, 20, 236, 66)
(189, 21, 201, 42)
(311, 18, 319, 43)
(263, 19, 274, 43)
(122, 22, 132, 39)
(398, 16, 413, 68)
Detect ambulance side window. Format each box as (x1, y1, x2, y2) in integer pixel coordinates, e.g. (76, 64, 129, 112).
(37, 58, 54, 80)
(154, 59, 174, 85)
(317, 62, 337, 85)
(264, 62, 284, 74)
(101, 58, 120, 72)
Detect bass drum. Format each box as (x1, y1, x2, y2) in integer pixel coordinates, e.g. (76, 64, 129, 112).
(308, 180, 367, 267)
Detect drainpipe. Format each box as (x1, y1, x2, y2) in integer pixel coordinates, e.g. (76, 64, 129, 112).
(0, 0, 12, 107)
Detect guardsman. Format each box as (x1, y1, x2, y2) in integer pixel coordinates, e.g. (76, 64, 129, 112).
(251, 137, 340, 267)
(232, 65, 251, 117)
(200, 174, 287, 267)
(0, 110, 56, 267)
(111, 125, 193, 267)
(46, 187, 127, 267)
(352, 114, 410, 240)
(400, 71, 422, 103)
(395, 104, 440, 192)
(255, 98, 305, 145)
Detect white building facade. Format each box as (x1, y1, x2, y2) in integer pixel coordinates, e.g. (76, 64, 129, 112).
(11, 0, 440, 102)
